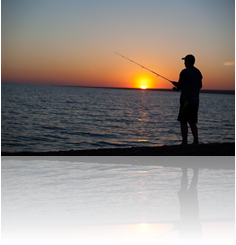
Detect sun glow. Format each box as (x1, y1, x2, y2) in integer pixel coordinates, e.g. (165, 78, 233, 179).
(132, 74, 155, 89)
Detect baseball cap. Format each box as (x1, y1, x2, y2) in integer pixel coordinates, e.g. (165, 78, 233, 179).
(182, 54, 195, 64)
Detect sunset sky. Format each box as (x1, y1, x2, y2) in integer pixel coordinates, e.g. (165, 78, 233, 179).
(2, 0, 235, 90)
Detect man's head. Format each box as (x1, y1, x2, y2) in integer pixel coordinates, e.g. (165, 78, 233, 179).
(182, 54, 195, 67)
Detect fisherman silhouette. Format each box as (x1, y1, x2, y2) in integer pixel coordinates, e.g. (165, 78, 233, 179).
(173, 167, 202, 243)
(172, 54, 203, 145)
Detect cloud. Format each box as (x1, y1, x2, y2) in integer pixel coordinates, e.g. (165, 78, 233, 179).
(224, 61, 235, 66)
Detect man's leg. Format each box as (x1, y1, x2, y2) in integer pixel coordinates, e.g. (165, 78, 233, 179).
(180, 122, 188, 144)
(189, 168, 199, 190)
(189, 123, 199, 144)
(180, 167, 188, 191)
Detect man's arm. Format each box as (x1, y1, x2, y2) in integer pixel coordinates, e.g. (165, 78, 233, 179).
(172, 70, 186, 90)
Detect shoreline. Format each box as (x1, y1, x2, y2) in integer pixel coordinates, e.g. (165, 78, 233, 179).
(1, 142, 235, 170)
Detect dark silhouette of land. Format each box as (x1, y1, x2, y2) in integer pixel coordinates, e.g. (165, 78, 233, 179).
(1, 142, 235, 169)
(52, 85, 235, 95)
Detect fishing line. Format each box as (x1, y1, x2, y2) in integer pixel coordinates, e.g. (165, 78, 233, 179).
(115, 52, 173, 84)
(151, 229, 173, 242)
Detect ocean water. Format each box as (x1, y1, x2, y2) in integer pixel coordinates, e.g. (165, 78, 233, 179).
(1, 84, 235, 228)
(1, 83, 235, 152)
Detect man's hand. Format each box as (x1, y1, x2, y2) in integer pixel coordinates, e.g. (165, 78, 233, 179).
(172, 82, 179, 91)
(172, 221, 181, 231)
(172, 81, 178, 87)
(172, 87, 179, 92)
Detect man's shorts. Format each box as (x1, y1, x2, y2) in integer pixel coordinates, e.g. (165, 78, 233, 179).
(177, 189, 199, 212)
(177, 101, 199, 123)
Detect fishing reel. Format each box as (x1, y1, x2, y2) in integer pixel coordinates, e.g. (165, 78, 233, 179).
(172, 87, 179, 92)
(171, 81, 179, 92)
(172, 221, 181, 231)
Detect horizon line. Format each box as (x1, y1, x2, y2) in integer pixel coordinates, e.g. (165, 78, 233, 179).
(1, 82, 235, 94)
(56, 86, 235, 95)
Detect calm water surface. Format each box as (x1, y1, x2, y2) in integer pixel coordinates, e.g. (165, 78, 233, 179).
(1, 84, 235, 228)
(1, 83, 235, 152)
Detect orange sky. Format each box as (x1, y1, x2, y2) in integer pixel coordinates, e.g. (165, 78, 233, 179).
(2, 0, 235, 90)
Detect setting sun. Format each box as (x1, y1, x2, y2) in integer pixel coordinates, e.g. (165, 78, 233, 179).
(132, 74, 155, 89)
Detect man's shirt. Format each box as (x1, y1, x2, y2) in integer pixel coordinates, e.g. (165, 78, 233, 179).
(177, 66, 203, 104)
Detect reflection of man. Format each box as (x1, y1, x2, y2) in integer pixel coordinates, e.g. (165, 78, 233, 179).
(175, 167, 202, 243)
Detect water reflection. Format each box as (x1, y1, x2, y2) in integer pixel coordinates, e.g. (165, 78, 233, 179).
(154, 166, 219, 244)
(175, 167, 202, 243)
(1, 222, 235, 243)
(1, 161, 235, 242)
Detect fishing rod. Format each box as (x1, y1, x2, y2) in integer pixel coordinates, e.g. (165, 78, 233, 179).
(151, 228, 174, 242)
(151, 221, 180, 242)
(115, 52, 173, 84)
